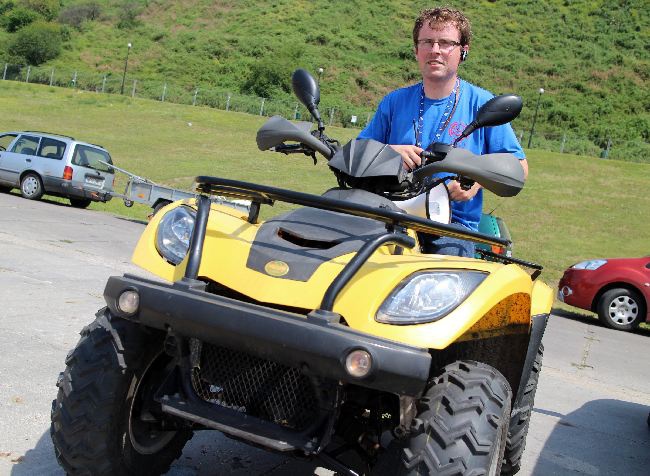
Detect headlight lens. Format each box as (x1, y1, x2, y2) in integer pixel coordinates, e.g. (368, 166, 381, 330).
(571, 259, 607, 270)
(155, 206, 196, 265)
(376, 271, 487, 324)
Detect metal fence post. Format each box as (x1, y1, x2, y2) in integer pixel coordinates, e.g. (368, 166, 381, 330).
(161, 82, 167, 102)
(2, 63, 6, 80)
(71, 71, 77, 88)
(101, 75, 106, 93)
(226, 93, 231, 111)
(25, 66, 31, 83)
(192, 88, 198, 106)
(294, 104, 299, 119)
(260, 98, 265, 116)
(328, 107, 334, 126)
(50, 69, 55, 86)
(131, 79, 137, 98)
(560, 133, 566, 153)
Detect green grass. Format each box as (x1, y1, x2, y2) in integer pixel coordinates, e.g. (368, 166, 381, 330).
(2, 81, 649, 296)
(0, 0, 648, 161)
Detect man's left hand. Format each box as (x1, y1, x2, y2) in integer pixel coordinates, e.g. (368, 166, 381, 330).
(448, 180, 481, 202)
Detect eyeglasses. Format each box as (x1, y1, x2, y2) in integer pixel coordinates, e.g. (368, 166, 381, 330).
(416, 39, 462, 52)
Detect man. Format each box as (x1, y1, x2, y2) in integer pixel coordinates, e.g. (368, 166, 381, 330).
(358, 7, 528, 257)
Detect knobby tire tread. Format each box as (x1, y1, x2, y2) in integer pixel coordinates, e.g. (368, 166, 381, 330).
(501, 344, 543, 475)
(400, 360, 512, 476)
(50, 310, 191, 475)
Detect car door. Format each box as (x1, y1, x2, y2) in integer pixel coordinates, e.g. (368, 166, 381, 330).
(0, 134, 41, 186)
(0, 133, 19, 185)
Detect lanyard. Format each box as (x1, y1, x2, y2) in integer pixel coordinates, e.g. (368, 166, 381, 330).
(414, 78, 461, 148)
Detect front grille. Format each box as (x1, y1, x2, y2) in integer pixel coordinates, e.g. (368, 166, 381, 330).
(190, 340, 320, 431)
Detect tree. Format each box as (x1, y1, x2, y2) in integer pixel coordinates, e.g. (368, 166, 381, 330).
(8, 21, 61, 65)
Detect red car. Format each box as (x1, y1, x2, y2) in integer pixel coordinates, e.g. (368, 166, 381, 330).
(558, 257, 650, 331)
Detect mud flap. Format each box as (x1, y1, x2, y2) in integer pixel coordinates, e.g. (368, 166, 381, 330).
(513, 313, 548, 406)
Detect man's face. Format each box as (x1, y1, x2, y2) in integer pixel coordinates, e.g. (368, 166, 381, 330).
(414, 22, 464, 84)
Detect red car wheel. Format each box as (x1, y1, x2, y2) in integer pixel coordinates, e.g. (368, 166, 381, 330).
(597, 287, 645, 331)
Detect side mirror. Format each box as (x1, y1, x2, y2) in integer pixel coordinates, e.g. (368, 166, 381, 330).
(454, 94, 523, 145)
(292, 69, 324, 131)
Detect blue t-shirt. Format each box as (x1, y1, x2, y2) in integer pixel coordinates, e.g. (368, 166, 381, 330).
(358, 79, 525, 230)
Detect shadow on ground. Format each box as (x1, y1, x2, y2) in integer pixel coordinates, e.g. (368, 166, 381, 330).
(552, 307, 650, 337)
(532, 398, 650, 475)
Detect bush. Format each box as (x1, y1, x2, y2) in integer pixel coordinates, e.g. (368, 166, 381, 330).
(4, 6, 38, 32)
(19, 0, 59, 21)
(117, 0, 142, 29)
(58, 2, 101, 29)
(7, 21, 61, 65)
(240, 60, 291, 99)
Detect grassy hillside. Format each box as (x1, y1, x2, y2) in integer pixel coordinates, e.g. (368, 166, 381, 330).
(1, 81, 648, 294)
(0, 0, 648, 161)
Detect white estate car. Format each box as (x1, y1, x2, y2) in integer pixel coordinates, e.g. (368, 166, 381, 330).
(0, 131, 115, 208)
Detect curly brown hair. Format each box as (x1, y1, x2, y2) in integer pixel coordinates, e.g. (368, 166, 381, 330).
(412, 7, 472, 47)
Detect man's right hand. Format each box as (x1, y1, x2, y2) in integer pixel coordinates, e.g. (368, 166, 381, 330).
(389, 145, 423, 170)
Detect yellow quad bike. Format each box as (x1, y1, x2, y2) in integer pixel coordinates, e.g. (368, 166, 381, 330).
(51, 70, 552, 476)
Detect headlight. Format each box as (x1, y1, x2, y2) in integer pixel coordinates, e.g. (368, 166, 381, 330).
(155, 206, 196, 265)
(571, 259, 607, 270)
(376, 271, 487, 325)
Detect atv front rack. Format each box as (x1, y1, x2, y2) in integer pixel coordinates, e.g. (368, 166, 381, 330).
(189, 176, 515, 310)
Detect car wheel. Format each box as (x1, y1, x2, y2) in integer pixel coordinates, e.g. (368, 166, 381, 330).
(597, 288, 645, 331)
(152, 200, 173, 217)
(69, 198, 92, 208)
(20, 173, 44, 200)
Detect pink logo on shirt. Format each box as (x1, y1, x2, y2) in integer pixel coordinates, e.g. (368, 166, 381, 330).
(449, 121, 467, 138)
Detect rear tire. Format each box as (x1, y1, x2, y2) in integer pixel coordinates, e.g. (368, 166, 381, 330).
(20, 173, 44, 200)
(400, 361, 512, 476)
(597, 288, 645, 331)
(152, 200, 173, 217)
(502, 344, 544, 475)
(69, 198, 92, 208)
(50, 310, 192, 475)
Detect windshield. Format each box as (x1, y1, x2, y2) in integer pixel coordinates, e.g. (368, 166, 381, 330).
(72, 145, 114, 173)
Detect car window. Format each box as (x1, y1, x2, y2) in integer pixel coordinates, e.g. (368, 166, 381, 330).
(0, 134, 18, 150)
(11, 135, 40, 155)
(37, 137, 66, 160)
(72, 144, 114, 173)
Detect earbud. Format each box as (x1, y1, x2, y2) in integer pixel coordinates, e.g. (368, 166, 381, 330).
(460, 48, 468, 62)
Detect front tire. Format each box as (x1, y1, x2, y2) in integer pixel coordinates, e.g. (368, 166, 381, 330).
(597, 288, 645, 331)
(502, 344, 544, 475)
(20, 173, 44, 200)
(50, 310, 192, 475)
(400, 361, 512, 476)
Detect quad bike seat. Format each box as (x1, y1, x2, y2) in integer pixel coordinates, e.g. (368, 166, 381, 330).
(246, 188, 401, 281)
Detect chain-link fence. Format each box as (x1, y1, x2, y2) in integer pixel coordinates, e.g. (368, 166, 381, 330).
(1, 63, 372, 129)
(2, 63, 647, 162)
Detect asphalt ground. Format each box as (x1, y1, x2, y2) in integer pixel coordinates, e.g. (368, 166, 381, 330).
(1, 191, 648, 475)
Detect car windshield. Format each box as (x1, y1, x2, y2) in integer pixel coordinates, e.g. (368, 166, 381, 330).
(72, 145, 114, 173)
